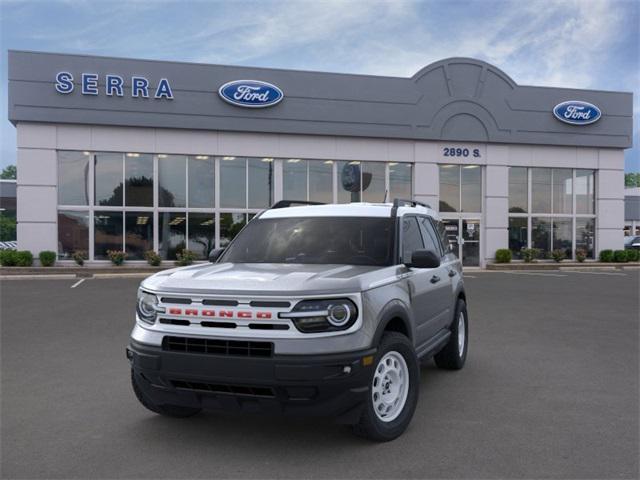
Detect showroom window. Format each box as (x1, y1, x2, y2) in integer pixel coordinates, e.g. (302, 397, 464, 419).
(508, 168, 596, 260)
(438, 165, 482, 213)
(57, 151, 413, 261)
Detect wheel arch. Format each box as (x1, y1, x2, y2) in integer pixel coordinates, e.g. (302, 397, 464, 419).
(371, 301, 414, 347)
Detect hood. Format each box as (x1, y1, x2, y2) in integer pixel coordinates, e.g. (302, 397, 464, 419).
(141, 262, 396, 296)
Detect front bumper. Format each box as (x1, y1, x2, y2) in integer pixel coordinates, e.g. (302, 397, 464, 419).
(128, 339, 376, 423)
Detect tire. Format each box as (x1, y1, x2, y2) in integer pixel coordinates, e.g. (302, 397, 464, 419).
(434, 298, 468, 370)
(352, 332, 419, 442)
(131, 369, 202, 418)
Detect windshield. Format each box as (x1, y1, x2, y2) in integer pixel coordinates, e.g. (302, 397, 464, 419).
(221, 216, 395, 266)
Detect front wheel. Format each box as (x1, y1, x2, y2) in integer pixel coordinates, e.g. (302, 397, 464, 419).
(434, 299, 468, 370)
(352, 332, 419, 442)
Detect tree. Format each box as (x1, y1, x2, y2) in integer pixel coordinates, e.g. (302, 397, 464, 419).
(625, 173, 640, 188)
(1, 165, 16, 179)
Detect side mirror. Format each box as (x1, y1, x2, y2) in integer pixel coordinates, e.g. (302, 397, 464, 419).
(406, 249, 440, 269)
(208, 248, 225, 263)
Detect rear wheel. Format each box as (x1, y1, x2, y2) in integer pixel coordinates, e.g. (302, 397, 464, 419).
(131, 369, 202, 418)
(434, 299, 468, 370)
(353, 332, 419, 442)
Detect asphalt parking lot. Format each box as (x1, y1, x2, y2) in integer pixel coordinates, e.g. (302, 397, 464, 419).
(1, 270, 638, 479)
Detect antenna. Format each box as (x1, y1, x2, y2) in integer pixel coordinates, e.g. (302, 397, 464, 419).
(383, 189, 389, 203)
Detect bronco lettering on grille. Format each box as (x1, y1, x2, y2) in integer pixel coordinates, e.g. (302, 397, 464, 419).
(166, 308, 272, 320)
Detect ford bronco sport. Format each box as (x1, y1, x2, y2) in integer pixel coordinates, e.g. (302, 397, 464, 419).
(128, 199, 468, 441)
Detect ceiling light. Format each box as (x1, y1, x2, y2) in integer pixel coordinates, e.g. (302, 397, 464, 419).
(463, 165, 479, 169)
(169, 217, 186, 225)
(441, 164, 455, 168)
(158, 154, 168, 159)
(262, 157, 273, 162)
(195, 155, 209, 160)
(136, 216, 149, 225)
(389, 162, 398, 166)
(287, 159, 301, 163)
(82, 151, 91, 156)
(126, 153, 140, 157)
(222, 156, 236, 161)
(323, 160, 334, 165)
(349, 161, 360, 165)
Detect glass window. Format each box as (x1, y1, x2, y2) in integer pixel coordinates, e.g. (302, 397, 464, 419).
(95, 153, 123, 206)
(309, 160, 333, 203)
(531, 168, 552, 213)
(362, 162, 385, 202)
(508, 167, 528, 213)
(94, 211, 123, 259)
(576, 218, 595, 259)
(188, 156, 215, 208)
(58, 151, 90, 205)
(220, 213, 247, 247)
(552, 217, 572, 258)
(389, 163, 412, 200)
(248, 158, 273, 208)
(158, 212, 186, 260)
(575, 170, 595, 214)
(188, 213, 215, 259)
(57, 210, 89, 259)
(337, 161, 361, 203)
(531, 217, 551, 258)
(158, 155, 186, 208)
(418, 217, 442, 256)
(283, 159, 307, 201)
(221, 217, 394, 266)
(125, 153, 153, 207)
(125, 212, 153, 260)
(401, 217, 425, 264)
(552, 169, 572, 214)
(220, 157, 246, 208)
(461, 165, 481, 212)
(508, 217, 527, 259)
(439, 165, 459, 212)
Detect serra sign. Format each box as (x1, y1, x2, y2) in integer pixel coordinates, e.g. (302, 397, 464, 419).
(55, 72, 174, 99)
(553, 100, 601, 125)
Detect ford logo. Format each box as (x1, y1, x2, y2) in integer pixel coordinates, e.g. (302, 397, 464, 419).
(218, 80, 283, 108)
(553, 100, 601, 125)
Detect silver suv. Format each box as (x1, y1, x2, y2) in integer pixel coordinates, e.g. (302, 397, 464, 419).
(128, 199, 468, 441)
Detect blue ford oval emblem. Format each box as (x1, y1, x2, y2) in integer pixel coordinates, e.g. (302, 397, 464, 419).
(218, 80, 283, 108)
(553, 100, 601, 125)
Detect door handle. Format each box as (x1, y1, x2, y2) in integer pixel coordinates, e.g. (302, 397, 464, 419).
(430, 275, 441, 284)
(448, 269, 456, 278)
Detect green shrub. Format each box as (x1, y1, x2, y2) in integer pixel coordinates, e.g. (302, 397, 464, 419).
(0, 249, 18, 266)
(613, 250, 628, 263)
(39, 250, 56, 267)
(72, 250, 88, 266)
(551, 249, 566, 263)
(626, 249, 639, 262)
(144, 250, 162, 266)
(575, 248, 587, 263)
(107, 250, 127, 266)
(521, 248, 537, 263)
(175, 249, 197, 266)
(495, 249, 512, 263)
(599, 249, 614, 262)
(14, 250, 34, 267)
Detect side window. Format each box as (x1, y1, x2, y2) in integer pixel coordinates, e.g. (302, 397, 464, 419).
(418, 217, 443, 256)
(434, 219, 451, 253)
(402, 217, 425, 264)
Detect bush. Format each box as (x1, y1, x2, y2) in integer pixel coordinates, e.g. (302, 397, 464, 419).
(575, 248, 587, 263)
(175, 249, 197, 266)
(521, 248, 537, 263)
(0, 249, 18, 266)
(72, 250, 88, 266)
(551, 249, 566, 263)
(13, 250, 34, 267)
(599, 249, 614, 262)
(144, 250, 162, 266)
(613, 250, 628, 263)
(39, 250, 56, 267)
(626, 249, 639, 262)
(495, 249, 512, 263)
(107, 250, 127, 266)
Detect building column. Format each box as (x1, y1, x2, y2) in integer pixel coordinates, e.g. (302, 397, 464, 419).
(16, 123, 58, 257)
(483, 163, 509, 264)
(413, 142, 438, 208)
(596, 149, 625, 253)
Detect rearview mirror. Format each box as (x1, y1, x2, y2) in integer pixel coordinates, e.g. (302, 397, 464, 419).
(406, 249, 440, 269)
(208, 248, 225, 263)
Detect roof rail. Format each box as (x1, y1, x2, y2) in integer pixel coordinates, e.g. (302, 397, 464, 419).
(270, 200, 326, 209)
(390, 198, 432, 218)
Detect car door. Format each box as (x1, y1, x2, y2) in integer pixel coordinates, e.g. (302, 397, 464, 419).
(400, 215, 447, 349)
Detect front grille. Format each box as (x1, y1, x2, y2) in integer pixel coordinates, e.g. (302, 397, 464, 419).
(162, 336, 273, 357)
(171, 380, 275, 397)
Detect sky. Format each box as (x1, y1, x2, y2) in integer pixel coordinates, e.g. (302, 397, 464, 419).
(0, 0, 638, 172)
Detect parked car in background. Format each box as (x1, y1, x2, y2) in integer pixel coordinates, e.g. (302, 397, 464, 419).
(624, 236, 640, 250)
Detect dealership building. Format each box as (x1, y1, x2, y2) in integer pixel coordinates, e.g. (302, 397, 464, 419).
(7, 51, 633, 267)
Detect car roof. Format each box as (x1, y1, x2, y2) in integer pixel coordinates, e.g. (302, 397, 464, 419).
(260, 202, 440, 220)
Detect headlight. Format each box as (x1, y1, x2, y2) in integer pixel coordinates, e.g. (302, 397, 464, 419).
(280, 298, 358, 333)
(136, 290, 162, 324)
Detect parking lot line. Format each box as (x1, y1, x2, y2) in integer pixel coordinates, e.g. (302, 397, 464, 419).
(566, 270, 627, 276)
(501, 272, 567, 277)
(70, 278, 86, 288)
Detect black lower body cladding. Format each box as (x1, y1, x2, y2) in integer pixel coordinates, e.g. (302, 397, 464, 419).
(127, 339, 376, 423)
